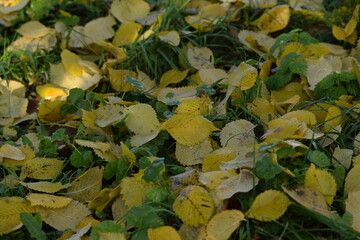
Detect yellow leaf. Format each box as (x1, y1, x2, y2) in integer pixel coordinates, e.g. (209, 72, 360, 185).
(195, 68, 228, 85)
(288, 0, 323, 11)
(98, 232, 126, 240)
(112, 22, 142, 46)
(108, 68, 138, 92)
(1, 175, 19, 188)
(238, 30, 275, 56)
(345, 191, 360, 232)
(0, 92, 28, 118)
(112, 196, 128, 221)
(257, 5, 290, 33)
(20, 181, 68, 193)
(176, 98, 212, 115)
(173, 185, 215, 227)
(345, 165, 360, 193)
(60, 49, 83, 77)
(228, 62, 258, 91)
(75, 139, 111, 152)
(84, 15, 116, 41)
(20, 158, 63, 180)
(36, 84, 68, 101)
(332, 147, 353, 169)
(94, 104, 125, 128)
(88, 184, 121, 211)
(16, 20, 52, 38)
(38, 100, 69, 123)
(247, 97, 275, 123)
(175, 138, 212, 166)
(199, 170, 237, 190)
(306, 57, 333, 90)
(157, 86, 198, 104)
(0, 0, 29, 14)
(63, 166, 103, 202)
(282, 185, 336, 218)
(94, 40, 128, 62)
(220, 119, 256, 147)
(26, 193, 72, 209)
(120, 176, 154, 208)
(161, 114, 219, 146)
(215, 169, 259, 200)
(110, 0, 150, 23)
(81, 109, 107, 136)
(0, 197, 35, 236)
(305, 164, 337, 205)
(246, 190, 291, 221)
(148, 226, 181, 240)
(158, 31, 180, 46)
(187, 46, 214, 70)
(281, 110, 317, 126)
(159, 69, 188, 88)
(262, 118, 299, 142)
(202, 147, 238, 172)
(0, 144, 25, 160)
(39, 200, 91, 231)
(323, 106, 342, 132)
(170, 169, 201, 194)
(205, 210, 245, 240)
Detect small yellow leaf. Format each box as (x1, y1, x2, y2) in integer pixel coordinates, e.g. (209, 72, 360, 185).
(305, 164, 337, 205)
(20, 181, 68, 193)
(112, 196, 128, 221)
(281, 110, 317, 126)
(205, 210, 245, 240)
(238, 30, 275, 56)
(0, 197, 35, 236)
(187, 46, 214, 70)
(148, 226, 181, 240)
(176, 98, 212, 115)
(124, 103, 161, 135)
(98, 232, 126, 240)
(199, 170, 237, 190)
(63, 166, 103, 202)
(120, 176, 154, 208)
(161, 114, 219, 146)
(175, 138, 212, 166)
(345, 191, 360, 232)
(112, 22, 142, 46)
(36, 84, 68, 101)
(195, 68, 228, 85)
(157, 86, 198, 104)
(110, 0, 150, 23)
(39, 200, 91, 231)
(173, 185, 215, 227)
(108, 68, 137, 92)
(170, 169, 201, 194)
(0, 92, 28, 118)
(324, 106, 342, 132)
(159, 69, 188, 88)
(262, 118, 299, 142)
(158, 31, 180, 46)
(88, 185, 121, 211)
(38, 100, 69, 123)
(20, 158, 63, 180)
(184, 4, 226, 32)
(220, 119, 256, 147)
(228, 62, 258, 91)
(0, 0, 29, 14)
(0, 144, 25, 160)
(306, 57, 333, 90)
(282, 185, 336, 218)
(75, 139, 111, 152)
(332, 147, 353, 169)
(26, 193, 72, 209)
(345, 165, 360, 193)
(246, 190, 292, 222)
(202, 147, 238, 172)
(84, 15, 116, 41)
(257, 5, 290, 33)
(94, 104, 125, 128)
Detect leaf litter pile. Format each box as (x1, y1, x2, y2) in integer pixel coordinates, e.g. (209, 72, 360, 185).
(1, 0, 360, 239)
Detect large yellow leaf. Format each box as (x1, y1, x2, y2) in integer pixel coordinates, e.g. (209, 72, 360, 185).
(148, 226, 181, 240)
(112, 196, 128, 221)
(305, 164, 337, 205)
(262, 118, 299, 142)
(88, 184, 121, 211)
(199, 170, 237, 190)
(20, 158, 63, 180)
(0, 92, 28, 118)
(120, 175, 154, 208)
(246, 190, 292, 221)
(170, 169, 201, 194)
(282, 185, 336, 218)
(238, 30, 275, 56)
(158, 31, 180, 47)
(332, 147, 353, 169)
(94, 104, 125, 128)
(83, 15, 116, 41)
(16, 20, 51, 38)
(187, 46, 214, 70)
(195, 68, 228, 85)
(281, 110, 317, 126)
(220, 119, 256, 147)
(110, 0, 150, 23)
(0, 197, 35, 236)
(345, 165, 360, 193)
(306, 57, 332, 90)
(0, 0, 29, 14)
(159, 69, 188, 88)
(38, 200, 91, 231)
(108, 68, 137, 92)
(173, 185, 215, 227)
(323, 106, 342, 132)
(161, 114, 219, 146)
(157, 86, 198, 104)
(0, 144, 25, 160)
(20, 181, 68, 193)
(26, 193, 72, 209)
(257, 5, 290, 33)
(176, 98, 212, 116)
(62, 166, 103, 202)
(60, 49, 83, 77)
(36, 84, 68, 101)
(228, 62, 258, 91)
(345, 191, 360, 232)
(37, 100, 68, 123)
(75, 139, 111, 152)
(175, 138, 212, 166)
(203, 210, 245, 240)
(112, 21, 142, 46)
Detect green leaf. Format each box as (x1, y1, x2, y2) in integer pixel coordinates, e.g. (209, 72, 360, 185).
(125, 205, 164, 229)
(132, 229, 148, 240)
(90, 220, 125, 240)
(288, 60, 307, 76)
(277, 147, 296, 159)
(67, 88, 85, 104)
(333, 212, 353, 228)
(333, 163, 346, 189)
(70, 149, 93, 168)
(308, 150, 331, 168)
(254, 153, 283, 179)
(146, 185, 169, 202)
(38, 138, 58, 158)
(142, 158, 165, 183)
(20, 213, 46, 240)
(124, 75, 144, 91)
(104, 158, 130, 182)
